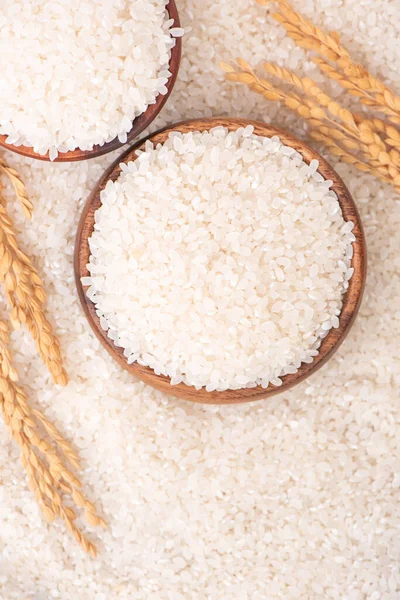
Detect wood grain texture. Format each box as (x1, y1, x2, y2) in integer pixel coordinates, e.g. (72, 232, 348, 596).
(75, 117, 367, 404)
(0, 0, 181, 163)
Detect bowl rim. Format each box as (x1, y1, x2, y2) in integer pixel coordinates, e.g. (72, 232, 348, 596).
(0, 0, 181, 163)
(75, 116, 367, 404)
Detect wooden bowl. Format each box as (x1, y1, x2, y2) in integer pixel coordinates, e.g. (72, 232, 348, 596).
(75, 117, 367, 404)
(0, 0, 181, 163)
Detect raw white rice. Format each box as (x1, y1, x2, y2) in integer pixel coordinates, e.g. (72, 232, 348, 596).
(1, 0, 399, 598)
(85, 127, 355, 391)
(0, 0, 183, 158)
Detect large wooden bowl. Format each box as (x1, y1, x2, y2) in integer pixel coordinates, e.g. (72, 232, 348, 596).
(75, 117, 367, 404)
(0, 0, 181, 163)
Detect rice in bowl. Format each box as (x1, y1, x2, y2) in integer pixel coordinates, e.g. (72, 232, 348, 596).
(83, 125, 356, 392)
(0, 0, 183, 159)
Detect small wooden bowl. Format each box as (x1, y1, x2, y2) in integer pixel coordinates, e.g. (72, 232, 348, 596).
(75, 117, 366, 404)
(0, 0, 181, 163)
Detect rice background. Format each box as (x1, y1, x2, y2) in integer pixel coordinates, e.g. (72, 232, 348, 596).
(0, 0, 399, 598)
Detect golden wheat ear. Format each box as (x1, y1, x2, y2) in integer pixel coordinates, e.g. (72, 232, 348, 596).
(0, 160, 68, 385)
(0, 317, 105, 556)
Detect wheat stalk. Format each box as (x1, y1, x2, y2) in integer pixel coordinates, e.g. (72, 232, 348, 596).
(32, 406, 81, 470)
(0, 159, 33, 219)
(257, 0, 350, 62)
(309, 131, 395, 186)
(223, 0, 400, 191)
(0, 320, 105, 556)
(314, 57, 400, 126)
(221, 60, 326, 126)
(258, 0, 400, 125)
(263, 63, 357, 128)
(359, 118, 400, 169)
(220, 61, 400, 192)
(262, 62, 400, 189)
(0, 176, 67, 386)
(0, 319, 18, 381)
(0, 158, 105, 554)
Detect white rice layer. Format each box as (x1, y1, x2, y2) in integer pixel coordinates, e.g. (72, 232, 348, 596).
(0, 0, 399, 598)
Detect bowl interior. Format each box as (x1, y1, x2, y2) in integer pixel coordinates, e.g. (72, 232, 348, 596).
(0, 0, 181, 163)
(75, 117, 366, 404)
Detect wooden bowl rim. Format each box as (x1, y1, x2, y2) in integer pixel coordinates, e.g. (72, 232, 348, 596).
(75, 116, 367, 404)
(0, 0, 181, 163)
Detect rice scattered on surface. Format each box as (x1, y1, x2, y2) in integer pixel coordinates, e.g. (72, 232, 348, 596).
(0, 0, 399, 598)
(0, 0, 182, 158)
(85, 127, 355, 392)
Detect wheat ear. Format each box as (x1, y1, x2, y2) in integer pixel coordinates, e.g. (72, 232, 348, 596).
(362, 121, 400, 168)
(0, 177, 67, 386)
(309, 131, 395, 186)
(314, 57, 400, 126)
(0, 159, 33, 219)
(257, 0, 350, 62)
(221, 60, 328, 127)
(0, 321, 105, 556)
(258, 0, 400, 125)
(220, 61, 400, 191)
(361, 119, 400, 150)
(262, 62, 400, 189)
